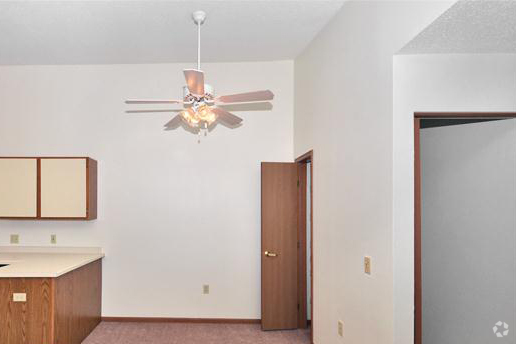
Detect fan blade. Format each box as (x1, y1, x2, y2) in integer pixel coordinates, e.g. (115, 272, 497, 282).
(126, 99, 182, 104)
(216, 90, 274, 104)
(184, 69, 205, 96)
(218, 102, 273, 112)
(211, 107, 243, 126)
(164, 114, 183, 129)
(126, 109, 182, 113)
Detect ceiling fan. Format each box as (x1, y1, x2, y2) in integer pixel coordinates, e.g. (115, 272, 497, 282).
(126, 10, 274, 135)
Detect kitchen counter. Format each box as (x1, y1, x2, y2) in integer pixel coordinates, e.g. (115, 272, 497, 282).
(0, 251, 104, 278)
(0, 246, 103, 344)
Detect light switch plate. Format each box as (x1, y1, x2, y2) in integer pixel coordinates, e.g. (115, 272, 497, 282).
(364, 256, 372, 275)
(203, 284, 210, 294)
(338, 320, 344, 337)
(51, 234, 57, 244)
(13, 293, 26, 302)
(10, 234, 19, 244)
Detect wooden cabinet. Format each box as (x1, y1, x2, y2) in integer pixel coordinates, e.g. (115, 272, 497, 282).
(0, 259, 102, 344)
(0, 158, 38, 217)
(0, 157, 97, 220)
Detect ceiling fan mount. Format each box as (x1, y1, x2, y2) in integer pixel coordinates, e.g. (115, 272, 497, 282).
(125, 10, 274, 136)
(191, 10, 206, 25)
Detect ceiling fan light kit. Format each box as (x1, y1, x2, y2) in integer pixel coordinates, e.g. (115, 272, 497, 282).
(126, 10, 274, 141)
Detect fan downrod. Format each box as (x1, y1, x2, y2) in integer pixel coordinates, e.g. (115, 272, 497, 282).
(192, 10, 206, 25)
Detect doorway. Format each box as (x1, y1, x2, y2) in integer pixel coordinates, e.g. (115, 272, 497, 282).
(261, 150, 313, 343)
(414, 113, 516, 344)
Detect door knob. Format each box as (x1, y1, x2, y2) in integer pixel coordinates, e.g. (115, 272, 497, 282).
(264, 251, 278, 257)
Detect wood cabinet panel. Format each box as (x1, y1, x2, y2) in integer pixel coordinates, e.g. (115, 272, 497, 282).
(54, 259, 102, 344)
(0, 260, 102, 344)
(0, 159, 37, 217)
(87, 159, 98, 220)
(0, 277, 54, 344)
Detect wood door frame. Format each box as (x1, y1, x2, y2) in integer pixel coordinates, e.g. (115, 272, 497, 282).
(296, 150, 313, 342)
(413, 112, 516, 344)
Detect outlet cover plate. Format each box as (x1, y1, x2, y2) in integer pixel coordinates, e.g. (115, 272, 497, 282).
(13, 293, 26, 302)
(10, 234, 19, 244)
(364, 256, 372, 275)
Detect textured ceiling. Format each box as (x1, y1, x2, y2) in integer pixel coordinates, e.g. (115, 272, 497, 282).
(0, 0, 344, 65)
(400, 0, 516, 54)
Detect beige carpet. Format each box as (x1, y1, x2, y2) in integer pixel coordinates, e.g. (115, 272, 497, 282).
(83, 322, 311, 344)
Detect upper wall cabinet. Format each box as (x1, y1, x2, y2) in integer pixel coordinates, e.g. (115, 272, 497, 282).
(0, 157, 97, 220)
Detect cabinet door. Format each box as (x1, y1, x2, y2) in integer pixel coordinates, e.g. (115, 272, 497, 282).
(41, 159, 87, 218)
(0, 158, 38, 217)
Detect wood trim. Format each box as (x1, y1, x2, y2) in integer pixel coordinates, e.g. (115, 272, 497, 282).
(0, 216, 40, 220)
(0, 217, 88, 220)
(86, 158, 90, 219)
(414, 118, 422, 344)
(37, 158, 41, 218)
(0, 157, 93, 159)
(86, 158, 98, 220)
(101, 317, 261, 324)
(309, 156, 313, 342)
(295, 150, 314, 344)
(415, 112, 516, 118)
(297, 163, 308, 329)
(295, 150, 313, 163)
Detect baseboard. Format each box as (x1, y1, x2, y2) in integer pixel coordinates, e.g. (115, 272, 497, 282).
(101, 317, 261, 324)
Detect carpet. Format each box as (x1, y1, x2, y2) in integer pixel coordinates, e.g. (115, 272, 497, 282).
(83, 322, 311, 344)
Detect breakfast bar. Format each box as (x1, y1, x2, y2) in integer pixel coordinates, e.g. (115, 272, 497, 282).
(0, 247, 104, 344)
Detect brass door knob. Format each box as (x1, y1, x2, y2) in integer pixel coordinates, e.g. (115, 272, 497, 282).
(264, 251, 278, 257)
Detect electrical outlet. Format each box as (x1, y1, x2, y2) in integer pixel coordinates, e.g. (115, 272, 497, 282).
(338, 320, 344, 337)
(50, 234, 57, 244)
(203, 284, 210, 294)
(13, 293, 26, 302)
(364, 256, 372, 275)
(10, 234, 19, 244)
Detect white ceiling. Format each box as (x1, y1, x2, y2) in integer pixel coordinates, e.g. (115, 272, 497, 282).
(0, 0, 344, 65)
(400, 0, 516, 54)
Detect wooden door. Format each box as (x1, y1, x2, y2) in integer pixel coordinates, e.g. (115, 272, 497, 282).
(261, 162, 298, 330)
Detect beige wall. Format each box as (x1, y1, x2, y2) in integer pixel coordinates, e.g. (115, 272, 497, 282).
(0, 60, 294, 318)
(294, 2, 452, 343)
(393, 53, 516, 344)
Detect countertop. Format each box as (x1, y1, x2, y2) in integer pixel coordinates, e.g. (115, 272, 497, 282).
(0, 246, 104, 278)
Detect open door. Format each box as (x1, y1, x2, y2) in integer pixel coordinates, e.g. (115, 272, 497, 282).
(261, 162, 298, 330)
